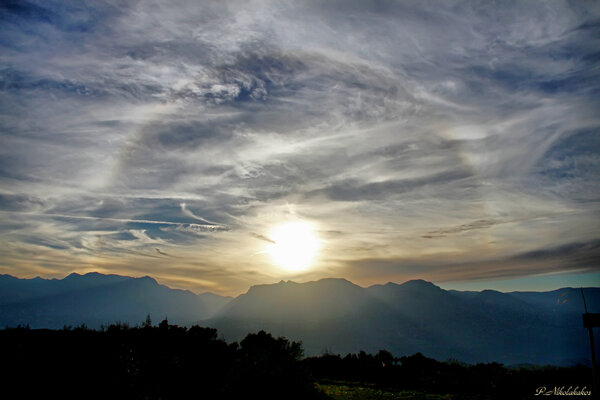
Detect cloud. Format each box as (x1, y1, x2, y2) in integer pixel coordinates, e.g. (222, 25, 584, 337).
(0, 0, 598, 294)
(341, 238, 600, 286)
(307, 168, 474, 202)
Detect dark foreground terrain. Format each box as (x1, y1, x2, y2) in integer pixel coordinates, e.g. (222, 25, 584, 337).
(1, 321, 593, 400)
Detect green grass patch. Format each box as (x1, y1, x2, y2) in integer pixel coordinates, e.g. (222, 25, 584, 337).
(317, 381, 457, 400)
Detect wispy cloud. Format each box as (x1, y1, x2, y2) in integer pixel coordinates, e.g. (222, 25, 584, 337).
(423, 219, 501, 238)
(0, 0, 598, 294)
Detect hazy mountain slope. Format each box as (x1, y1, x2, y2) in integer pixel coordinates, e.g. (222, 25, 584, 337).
(0, 273, 231, 328)
(0, 272, 131, 305)
(209, 278, 394, 355)
(219, 278, 369, 321)
(209, 278, 599, 365)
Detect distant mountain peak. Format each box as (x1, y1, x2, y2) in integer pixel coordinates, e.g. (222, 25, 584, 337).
(317, 277, 355, 285)
(63, 272, 159, 285)
(65, 271, 111, 280)
(247, 277, 357, 294)
(400, 279, 441, 290)
(277, 279, 298, 285)
(0, 271, 232, 329)
(139, 275, 158, 284)
(479, 289, 502, 295)
(248, 280, 298, 292)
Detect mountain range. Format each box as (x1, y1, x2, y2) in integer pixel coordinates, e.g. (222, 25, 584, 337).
(1, 272, 598, 366)
(0, 272, 231, 328)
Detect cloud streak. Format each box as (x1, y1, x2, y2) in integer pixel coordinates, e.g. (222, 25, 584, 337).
(0, 210, 228, 232)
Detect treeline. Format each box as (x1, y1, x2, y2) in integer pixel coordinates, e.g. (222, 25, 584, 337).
(1, 320, 324, 400)
(1, 320, 593, 399)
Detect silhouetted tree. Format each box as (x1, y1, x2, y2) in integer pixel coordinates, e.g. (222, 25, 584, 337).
(142, 314, 152, 328)
(158, 318, 168, 331)
(375, 349, 394, 367)
(226, 330, 322, 400)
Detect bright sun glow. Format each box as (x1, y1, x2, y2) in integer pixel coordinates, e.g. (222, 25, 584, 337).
(266, 221, 320, 272)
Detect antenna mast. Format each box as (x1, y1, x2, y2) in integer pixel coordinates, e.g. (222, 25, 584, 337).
(581, 287, 598, 395)
(581, 287, 589, 313)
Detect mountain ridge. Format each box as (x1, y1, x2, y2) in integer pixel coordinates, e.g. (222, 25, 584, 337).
(0, 272, 232, 328)
(207, 276, 599, 366)
(1, 272, 598, 366)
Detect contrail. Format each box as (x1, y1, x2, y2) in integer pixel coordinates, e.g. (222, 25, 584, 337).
(180, 203, 224, 226)
(0, 210, 228, 231)
(251, 232, 276, 244)
(155, 247, 176, 257)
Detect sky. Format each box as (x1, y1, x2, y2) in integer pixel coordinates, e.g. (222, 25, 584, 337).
(0, 0, 599, 296)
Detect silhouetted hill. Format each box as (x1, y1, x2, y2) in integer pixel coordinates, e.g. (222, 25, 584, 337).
(210, 278, 389, 355)
(220, 278, 368, 321)
(0, 273, 231, 328)
(209, 278, 600, 366)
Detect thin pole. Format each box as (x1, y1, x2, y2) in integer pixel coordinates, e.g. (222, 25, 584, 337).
(588, 326, 598, 397)
(582, 288, 589, 313)
(582, 288, 597, 397)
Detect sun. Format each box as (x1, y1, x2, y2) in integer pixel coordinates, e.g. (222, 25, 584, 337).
(266, 221, 320, 273)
